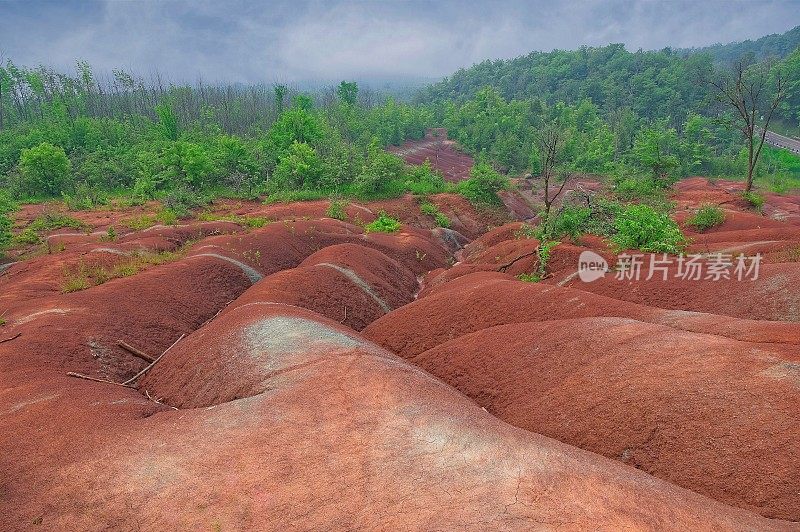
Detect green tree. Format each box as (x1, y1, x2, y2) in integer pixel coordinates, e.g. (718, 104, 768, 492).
(459, 161, 509, 206)
(337, 81, 358, 106)
(273, 84, 288, 114)
(354, 140, 406, 194)
(155, 103, 179, 141)
(161, 141, 215, 189)
(265, 106, 325, 159)
(632, 120, 680, 181)
(18, 142, 72, 196)
(680, 114, 713, 175)
(271, 141, 324, 190)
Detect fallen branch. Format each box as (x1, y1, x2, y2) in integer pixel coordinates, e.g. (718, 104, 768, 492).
(67, 371, 134, 388)
(498, 251, 539, 273)
(144, 389, 178, 411)
(117, 340, 155, 362)
(341, 306, 348, 323)
(123, 333, 185, 386)
(0, 332, 21, 344)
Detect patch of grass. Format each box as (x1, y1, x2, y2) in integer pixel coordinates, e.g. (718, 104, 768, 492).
(685, 204, 725, 231)
(196, 211, 271, 228)
(61, 264, 92, 293)
(741, 191, 765, 213)
(28, 212, 86, 233)
(264, 189, 329, 204)
(122, 214, 158, 230)
(61, 243, 193, 292)
(364, 211, 401, 233)
(156, 208, 179, 226)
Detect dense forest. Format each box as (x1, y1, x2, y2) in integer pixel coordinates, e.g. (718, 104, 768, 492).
(679, 24, 800, 64)
(0, 25, 798, 255)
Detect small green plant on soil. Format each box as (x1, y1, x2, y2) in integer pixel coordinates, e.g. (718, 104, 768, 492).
(611, 204, 686, 254)
(434, 212, 451, 228)
(741, 190, 765, 213)
(419, 201, 451, 228)
(685, 204, 725, 231)
(325, 200, 348, 221)
(61, 267, 91, 293)
(518, 239, 560, 282)
(779, 245, 800, 262)
(364, 211, 401, 233)
(101, 226, 117, 242)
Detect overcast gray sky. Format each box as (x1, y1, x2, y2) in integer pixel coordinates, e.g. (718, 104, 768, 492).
(1, 0, 799, 83)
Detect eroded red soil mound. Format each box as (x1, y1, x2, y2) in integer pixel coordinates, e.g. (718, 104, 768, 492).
(2, 177, 800, 528)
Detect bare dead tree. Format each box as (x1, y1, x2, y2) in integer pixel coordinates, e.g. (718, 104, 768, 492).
(706, 58, 786, 192)
(536, 122, 572, 226)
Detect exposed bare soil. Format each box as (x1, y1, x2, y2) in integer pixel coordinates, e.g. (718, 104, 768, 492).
(2, 177, 800, 529)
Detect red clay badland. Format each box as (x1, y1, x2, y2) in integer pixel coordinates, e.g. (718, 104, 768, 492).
(1, 140, 800, 529)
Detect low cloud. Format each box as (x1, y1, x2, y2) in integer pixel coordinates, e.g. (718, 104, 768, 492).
(1, 0, 798, 83)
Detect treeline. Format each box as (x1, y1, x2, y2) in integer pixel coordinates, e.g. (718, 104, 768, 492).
(0, 60, 441, 208)
(416, 32, 800, 129)
(418, 37, 800, 184)
(433, 86, 771, 179)
(679, 25, 800, 65)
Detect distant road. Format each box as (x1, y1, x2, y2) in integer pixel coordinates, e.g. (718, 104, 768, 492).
(762, 128, 800, 155)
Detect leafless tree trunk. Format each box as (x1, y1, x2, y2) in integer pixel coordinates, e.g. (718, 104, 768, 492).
(537, 123, 571, 225)
(707, 58, 785, 192)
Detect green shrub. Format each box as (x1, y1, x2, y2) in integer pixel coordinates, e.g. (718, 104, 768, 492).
(162, 187, 207, 218)
(12, 227, 42, 246)
(364, 211, 401, 233)
(611, 204, 686, 254)
(18, 142, 72, 197)
(406, 160, 445, 192)
(685, 204, 725, 231)
(156, 208, 179, 226)
(741, 190, 765, 213)
(542, 199, 621, 241)
(458, 162, 509, 206)
(419, 200, 452, 228)
(0, 191, 15, 255)
(0, 213, 12, 254)
(102, 226, 117, 242)
(271, 141, 324, 191)
(549, 206, 592, 241)
(325, 200, 348, 221)
(264, 189, 329, 204)
(0, 190, 18, 215)
(354, 146, 406, 195)
(612, 174, 673, 208)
